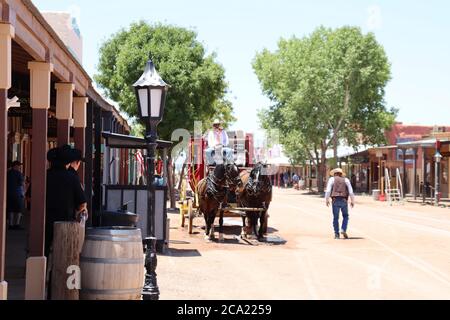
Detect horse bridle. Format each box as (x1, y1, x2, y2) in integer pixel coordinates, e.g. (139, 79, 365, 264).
(225, 164, 242, 189)
(206, 170, 227, 202)
(246, 164, 271, 197)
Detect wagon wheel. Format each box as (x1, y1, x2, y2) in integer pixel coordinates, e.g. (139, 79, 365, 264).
(187, 199, 194, 234)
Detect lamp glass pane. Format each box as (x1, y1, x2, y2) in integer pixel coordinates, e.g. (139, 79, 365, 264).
(138, 88, 148, 117)
(150, 88, 162, 117)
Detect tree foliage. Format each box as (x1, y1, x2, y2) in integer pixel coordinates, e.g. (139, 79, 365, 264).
(95, 21, 235, 139)
(254, 26, 396, 191)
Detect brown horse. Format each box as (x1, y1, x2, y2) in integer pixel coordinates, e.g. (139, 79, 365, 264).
(196, 163, 241, 241)
(237, 162, 272, 240)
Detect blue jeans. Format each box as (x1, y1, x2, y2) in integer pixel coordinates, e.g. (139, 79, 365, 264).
(206, 147, 233, 164)
(331, 197, 349, 234)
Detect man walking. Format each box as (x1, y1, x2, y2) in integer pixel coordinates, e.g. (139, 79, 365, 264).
(325, 168, 355, 239)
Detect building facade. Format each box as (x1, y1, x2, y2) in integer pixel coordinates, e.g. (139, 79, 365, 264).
(0, 0, 129, 300)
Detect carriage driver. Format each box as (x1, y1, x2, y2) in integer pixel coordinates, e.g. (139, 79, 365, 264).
(206, 119, 233, 165)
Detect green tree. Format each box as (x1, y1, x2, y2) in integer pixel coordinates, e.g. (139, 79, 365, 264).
(95, 21, 235, 139)
(254, 26, 396, 192)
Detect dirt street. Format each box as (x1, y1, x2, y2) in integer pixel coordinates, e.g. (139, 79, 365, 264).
(158, 188, 450, 300)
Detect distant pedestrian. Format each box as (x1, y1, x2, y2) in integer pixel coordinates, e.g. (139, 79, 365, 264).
(7, 161, 25, 230)
(283, 171, 289, 188)
(325, 168, 355, 239)
(299, 177, 305, 190)
(292, 173, 300, 190)
(351, 174, 357, 191)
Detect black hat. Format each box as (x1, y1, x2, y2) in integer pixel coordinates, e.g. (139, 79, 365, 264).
(11, 160, 22, 167)
(68, 148, 85, 162)
(57, 145, 74, 165)
(47, 147, 59, 163)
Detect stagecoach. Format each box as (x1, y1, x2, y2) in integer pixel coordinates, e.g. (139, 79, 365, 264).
(178, 131, 270, 240)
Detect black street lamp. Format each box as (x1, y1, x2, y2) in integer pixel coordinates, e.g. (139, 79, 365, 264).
(133, 59, 169, 300)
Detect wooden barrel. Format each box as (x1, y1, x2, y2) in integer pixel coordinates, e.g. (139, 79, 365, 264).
(80, 227, 145, 300)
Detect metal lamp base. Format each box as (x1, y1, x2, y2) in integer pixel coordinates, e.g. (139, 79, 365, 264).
(142, 236, 160, 300)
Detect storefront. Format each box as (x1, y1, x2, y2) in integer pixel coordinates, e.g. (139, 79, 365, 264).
(398, 135, 450, 200)
(0, 0, 129, 300)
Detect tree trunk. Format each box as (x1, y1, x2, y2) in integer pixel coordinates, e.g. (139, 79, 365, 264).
(316, 162, 321, 193)
(177, 163, 186, 190)
(318, 143, 328, 193)
(167, 155, 177, 209)
(333, 133, 338, 168)
(172, 161, 177, 200)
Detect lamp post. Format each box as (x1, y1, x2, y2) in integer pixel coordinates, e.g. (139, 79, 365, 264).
(434, 150, 442, 206)
(133, 59, 169, 300)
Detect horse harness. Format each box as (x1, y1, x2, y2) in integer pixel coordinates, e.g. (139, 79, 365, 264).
(204, 172, 227, 203)
(246, 166, 271, 198)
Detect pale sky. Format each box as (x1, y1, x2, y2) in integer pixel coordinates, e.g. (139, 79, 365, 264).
(34, 0, 450, 134)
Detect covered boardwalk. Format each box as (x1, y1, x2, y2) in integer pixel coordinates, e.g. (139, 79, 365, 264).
(397, 134, 450, 201)
(339, 134, 450, 201)
(0, 0, 129, 299)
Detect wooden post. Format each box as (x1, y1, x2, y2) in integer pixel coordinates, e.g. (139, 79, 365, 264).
(413, 148, 417, 200)
(378, 156, 382, 194)
(26, 62, 53, 301)
(422, 147, 427, 198)
(93, 105, 102, 218)
(85, 101, 93, 221)
(167, 153, 176, 209)
(73, 97, 88, 184)
(162, 148, 169, 187)
(51, 222, 81, 300)
(402, 148, 407, 197)
(0, 23, 14, 299)
(0, 90, 7, 289)
(55, 83, 74, 147)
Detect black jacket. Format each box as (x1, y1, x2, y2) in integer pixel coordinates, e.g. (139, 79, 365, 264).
(45, 165, 86, 256)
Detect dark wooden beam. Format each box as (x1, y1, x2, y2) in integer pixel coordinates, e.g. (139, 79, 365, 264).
(73, 127, 85, 182)
(84, 101, 93, 226)
(413, 148, 417, 200)
(57, 119, 70, 146)
(402, 149, 407, 197)
(0, 89, 7, 281)
(29, 108, 48, 256)
(102, 111, 112, 132)
(93, 104, 102, 225)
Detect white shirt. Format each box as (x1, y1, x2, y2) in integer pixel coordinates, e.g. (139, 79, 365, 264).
(207, 129, 229, 148)
(325, 176, 355, 202)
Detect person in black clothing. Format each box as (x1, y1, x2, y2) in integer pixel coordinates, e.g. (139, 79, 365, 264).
(69, 149, 84, 177)
(60, 145, 84, 178)
(45, 146, 87, 257)
(7, 161, 25, 230)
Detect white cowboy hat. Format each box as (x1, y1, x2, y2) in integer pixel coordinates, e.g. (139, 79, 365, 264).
(330, 168, 346, 177)
(213, 119, 221, 125)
